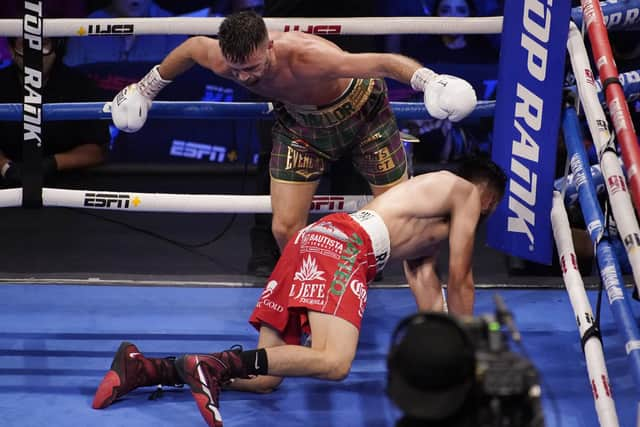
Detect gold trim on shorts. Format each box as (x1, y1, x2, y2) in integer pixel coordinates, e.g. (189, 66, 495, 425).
(283, 78, 375, 127)
(269, 174, 321, 184)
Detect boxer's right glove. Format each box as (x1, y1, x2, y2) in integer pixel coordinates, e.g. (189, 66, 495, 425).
(111, 65, 172, 133)
(410, 68, 477, 122)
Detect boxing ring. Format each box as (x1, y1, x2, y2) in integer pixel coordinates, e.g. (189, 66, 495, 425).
(1, 1, 640, 426)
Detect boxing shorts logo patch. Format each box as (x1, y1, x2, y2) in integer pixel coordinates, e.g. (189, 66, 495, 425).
(349, 280, 367, 318)
(260, 280, 278, 299)
(294, 256, 326, 282)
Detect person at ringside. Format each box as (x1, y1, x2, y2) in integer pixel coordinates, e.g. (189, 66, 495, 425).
(109, 10, 478, 252)
(92, 158, 507, 427)
(0, 37, 108, 187)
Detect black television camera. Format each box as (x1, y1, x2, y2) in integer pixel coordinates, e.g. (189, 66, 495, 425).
(387, 295, 545, 427)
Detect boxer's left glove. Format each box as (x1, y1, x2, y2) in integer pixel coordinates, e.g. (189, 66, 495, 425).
(410, 68, 477, 122)
(111, 65, 172, 133)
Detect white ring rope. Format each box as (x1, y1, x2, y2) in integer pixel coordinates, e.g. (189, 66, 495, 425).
(0, 188, 373, 214)
(550, 191, 620, 427)
(0, 188, 22, 208)
(0, 16, 503, 37)
(567, 21, 640, 300)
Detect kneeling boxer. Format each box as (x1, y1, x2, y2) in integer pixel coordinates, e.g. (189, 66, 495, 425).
(93, 158, 506, 427)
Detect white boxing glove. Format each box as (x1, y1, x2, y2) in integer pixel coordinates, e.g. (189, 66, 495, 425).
(411, 68, 477, 122)
(111, 65, 172, 133)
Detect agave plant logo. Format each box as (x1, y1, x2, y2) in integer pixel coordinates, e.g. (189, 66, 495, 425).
(294, 255, 325, 282)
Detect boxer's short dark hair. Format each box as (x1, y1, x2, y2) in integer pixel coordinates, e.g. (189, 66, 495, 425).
(218, 10, 268, 63)
(457, 156, 507, 199)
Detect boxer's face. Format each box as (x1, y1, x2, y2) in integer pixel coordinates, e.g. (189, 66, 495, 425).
(479, 185, 502, 220)
(227, 39, 273, 86)
(111, 0, 152, 17)
(10, 38, 57, 79)
(437, 0, 470, 17)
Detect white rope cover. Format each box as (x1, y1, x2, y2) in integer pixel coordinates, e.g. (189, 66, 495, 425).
(0, 16, 503, 37)
(550, 191, 619, 427)
(0, 188, 22, 208)
(567, 21, 640, 298)
(28, 188, 374, 214)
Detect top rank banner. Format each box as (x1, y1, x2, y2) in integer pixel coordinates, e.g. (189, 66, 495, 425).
(487, 0, 571, 265)
(22, 0, 44, 208)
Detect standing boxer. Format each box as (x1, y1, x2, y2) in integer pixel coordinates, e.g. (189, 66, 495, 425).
(109, 10, 478, 251)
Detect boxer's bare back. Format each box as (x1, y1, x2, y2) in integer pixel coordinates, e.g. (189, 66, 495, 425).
(158, 31, 421, 106)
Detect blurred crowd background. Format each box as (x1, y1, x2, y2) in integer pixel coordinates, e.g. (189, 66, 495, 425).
(0, 0, 639, 277)
(0, 0, 638, 168)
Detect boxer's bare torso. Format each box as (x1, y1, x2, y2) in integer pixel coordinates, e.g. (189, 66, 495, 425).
(210, 32, 353, 106)
(158, 31, 421, 107)
(364, 171, 482, 261)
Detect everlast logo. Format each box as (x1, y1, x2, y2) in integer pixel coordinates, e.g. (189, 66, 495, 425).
(310, 196, 345, 211)
(23, 0, 43, 147)
(285, 147, 322, 172)
(84, 193, 132, 209)
(506, 0, 553, 249)
(283, 25, 342, 35)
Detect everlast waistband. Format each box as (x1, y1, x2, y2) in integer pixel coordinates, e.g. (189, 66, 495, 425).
(281, 78, 376, 128)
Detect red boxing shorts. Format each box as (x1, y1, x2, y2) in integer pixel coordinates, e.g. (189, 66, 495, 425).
(248, 210, 390, 344)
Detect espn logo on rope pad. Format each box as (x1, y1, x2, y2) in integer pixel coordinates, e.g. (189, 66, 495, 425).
(283, 25, 342, 35)
(77, 24, 135, 36)
(310, 196, 344, 212)
(84, 193, 136, 209)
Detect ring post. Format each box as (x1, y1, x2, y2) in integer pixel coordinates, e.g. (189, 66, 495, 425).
(487, 0, 572, 264)
(21, 0, 44, 208)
